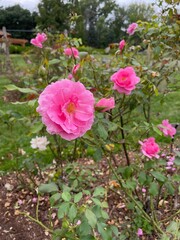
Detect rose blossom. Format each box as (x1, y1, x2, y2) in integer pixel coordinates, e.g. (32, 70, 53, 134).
(30, 33, 47, 48)
(137, 228, 143, 237)
(95, 97, 115, 112)
(139, 137, 160, 159)
(159, 119, 176, 138)
(110, 66, 140, 95)
(64, 47, 79, 58)
(37, 79, 95, 141)
(119, 40, 126, 51)
(30, 136, 49, 151)
(72, 64, 80, 75)
(127, 23, 138, 35)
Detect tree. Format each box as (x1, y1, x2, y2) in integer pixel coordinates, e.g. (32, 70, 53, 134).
(126, 3, 155, 24)
(0, 5, 37, 40)
(36, 0, 71, 32)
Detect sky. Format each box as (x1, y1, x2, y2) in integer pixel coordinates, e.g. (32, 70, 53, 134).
(1, 0, 155, 12)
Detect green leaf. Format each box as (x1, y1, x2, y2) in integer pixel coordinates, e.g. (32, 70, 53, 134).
(85, 209, 97, 228)
(74, 192, 83, 203)
(58, 202, 70, 219)
(68, 204, 77, 221)
(5, 84, 38, 95)
(49, 59, 61, 65)
(151, 171, 166, 182)
(138, 171, 147, 185)
(93, 148, 102, 162)
(97, 123, 108, 140)
(165, 182, 175, 195)
(30, 122, 44, 134)
(93, 187, 105, 197)
(50, 193, 61, 206)
(149, 182, 159, 196)
(38, 182, 58, 194)
(62, 191, 71, 202)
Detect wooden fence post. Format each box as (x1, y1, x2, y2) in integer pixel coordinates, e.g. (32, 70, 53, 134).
(2, 26, 11, 72)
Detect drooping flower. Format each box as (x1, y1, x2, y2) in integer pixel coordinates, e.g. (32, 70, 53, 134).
(137, 228, 143, 237)
(119, 40, 126, 51)
(142, 188, 146, 193)
(110, 66, 140, 95)
(30, 33, 47, 48)
(37, 79, 95, 141)
(139, 137, 160, 159)
(72, 64, 80, 75)
(64, 47, 79, 58)
(159, 119, 176, 138)
(95, 97, 115, 112)
(127, 23, 138, 35)
(30, 136, 49, 151)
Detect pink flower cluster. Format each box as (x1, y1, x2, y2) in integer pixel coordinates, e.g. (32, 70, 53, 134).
(159, 119, 176, 138)
(95, 97, 115, 112)
(30, 33, 47, 48)
(37, 79, 95, 141)
(139, 137, 160, 159)
(127, 23, 138, 35)
(110, 66, 140, 95)
(64, 47, 79, 58)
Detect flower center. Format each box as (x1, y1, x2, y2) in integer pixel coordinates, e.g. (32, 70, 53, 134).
(122, 77, 127, 81)
(66, 102, 76, 114)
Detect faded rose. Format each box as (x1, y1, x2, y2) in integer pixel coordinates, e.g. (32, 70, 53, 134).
(37, 79, 95, 141)
(159, 119, 176, 138)
(95, 97, 115, 112)
(139, 137, 160, 159)
(110, 66, 140, 95)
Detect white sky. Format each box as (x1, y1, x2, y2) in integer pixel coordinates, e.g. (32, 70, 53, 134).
(1, 0, 156, 12)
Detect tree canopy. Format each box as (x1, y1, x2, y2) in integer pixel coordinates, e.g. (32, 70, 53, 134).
(0, 4, 37, 40)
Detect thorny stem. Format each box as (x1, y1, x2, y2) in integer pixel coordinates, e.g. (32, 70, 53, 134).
(119, 113, 130, 166)
(19, 212, 53, 233)
(107, 155, 164, 235)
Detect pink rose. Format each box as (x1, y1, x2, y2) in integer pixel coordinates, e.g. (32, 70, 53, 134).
(137, 228, 143, 237)
(110, 66, 140, 95)
(30, 33, 47, 48)
(119, 40, 126, 51)
(36, 33, 47, 43)
(72, 64, 80, 75)
(127, 23, 138, 35)
(96, 97, 115, 112)
(37, 79, 95, 141)
(139, 137, 160, 159)
(159, 119, 176, 138)
(64, 47, 79, 58)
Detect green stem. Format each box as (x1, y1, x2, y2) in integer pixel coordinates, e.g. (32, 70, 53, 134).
(161, 209, 180, 223)
(19, 212, 53, 233)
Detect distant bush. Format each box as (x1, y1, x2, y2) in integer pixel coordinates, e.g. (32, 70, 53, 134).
(9, 45, 31, 54)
